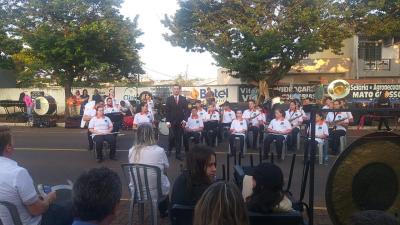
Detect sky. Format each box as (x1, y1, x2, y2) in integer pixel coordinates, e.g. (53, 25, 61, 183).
(120, 0, 220, 80)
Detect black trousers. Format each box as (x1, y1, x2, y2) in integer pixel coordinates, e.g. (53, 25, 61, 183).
(41, 202, 73, 225)
(246, 126, 259, 148)
(205, 121, 219, 146)
(168, 123, 183, 154)
(93, 134, 116, 159)
(286, 127, 300, 151)
(229, 134, 245, 155)
(218, 122, 231, 141)
(259, 125, 265, 144)
(378, 117, 390, 130)
(329, 129, 346, 154)
(183, 131, 201, 152)
(263, 134, 285, 159)
(87, 130, 94, 150)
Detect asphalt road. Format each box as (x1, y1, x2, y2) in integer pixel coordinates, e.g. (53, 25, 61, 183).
(6, 125, 393, 225)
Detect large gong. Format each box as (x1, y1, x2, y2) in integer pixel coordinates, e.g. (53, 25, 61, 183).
(326, 132, 400, 225)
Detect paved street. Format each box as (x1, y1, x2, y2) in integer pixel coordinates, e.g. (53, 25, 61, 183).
(7, 126, 394, 225)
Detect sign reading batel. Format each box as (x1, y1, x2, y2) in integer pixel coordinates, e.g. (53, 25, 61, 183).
(182, 86, 237, 105)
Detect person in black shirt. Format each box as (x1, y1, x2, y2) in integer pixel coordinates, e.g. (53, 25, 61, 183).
(92, 89, 102, 103)
(377, 90, 392, 131)
(170, 145, 216, 206)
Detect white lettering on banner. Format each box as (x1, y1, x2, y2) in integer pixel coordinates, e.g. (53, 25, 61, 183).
(200, 88, 229, 99)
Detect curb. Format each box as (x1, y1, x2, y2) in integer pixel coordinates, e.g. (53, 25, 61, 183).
(0, 122, 66, 127)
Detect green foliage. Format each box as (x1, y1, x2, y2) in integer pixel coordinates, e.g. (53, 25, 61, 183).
(345, 0, 400, 40)
(163, 0, 352, 85)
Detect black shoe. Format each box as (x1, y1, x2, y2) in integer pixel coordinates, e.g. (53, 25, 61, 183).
(387, 128, 393, 132)
(110, 156, 118, 161)
(96, 158, 103, 163)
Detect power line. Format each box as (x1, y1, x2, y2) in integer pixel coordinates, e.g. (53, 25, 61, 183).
(142, 66, 176, 79)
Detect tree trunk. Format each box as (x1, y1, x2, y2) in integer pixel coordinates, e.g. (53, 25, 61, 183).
(64, 79, 73, 118)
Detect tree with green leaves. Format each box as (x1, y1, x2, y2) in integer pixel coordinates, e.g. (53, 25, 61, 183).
(1, 0, 144, 115)
(344, 0, 400, 40)
(163, 0, 352, 98)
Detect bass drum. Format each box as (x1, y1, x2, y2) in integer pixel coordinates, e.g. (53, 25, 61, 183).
(34, 96, 57, 115)
(158, 120, 169, 136)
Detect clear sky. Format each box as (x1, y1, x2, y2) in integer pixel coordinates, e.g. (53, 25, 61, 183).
(120, 0, 219, 80)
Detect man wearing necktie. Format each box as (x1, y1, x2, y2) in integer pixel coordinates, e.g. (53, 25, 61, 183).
(165, 84, 189, 160)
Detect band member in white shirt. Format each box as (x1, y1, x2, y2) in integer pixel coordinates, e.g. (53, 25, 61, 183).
(263, 109, 292, 161)
(256, 105, 267, 146)
(104, 97, 120, 114)
(322, 96, 332, 109)
(194, 100, 207, 121)
(304, 112, 329, 164)
(218, 102, 236, 142)
(204, 105, 220, 146)
(81, 100, 104, 150)
(340, 99, 354, 123)
(326, 100, 349, 155)
(285, 100, 303, 151)
(133, 102, 154, 129)
(229, 110, 247, 156)
(88, 106, 116, 162)
(183, 108, 204, 152)
(243, 100, 261, 149)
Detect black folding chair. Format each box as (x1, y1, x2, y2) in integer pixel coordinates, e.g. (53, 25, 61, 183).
(170, 204, 195, 225)
(248, 211, 304, 225)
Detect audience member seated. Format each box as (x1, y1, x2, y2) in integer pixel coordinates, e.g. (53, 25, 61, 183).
(184, 108, 204, 152)
(72, 167, 122, 225)
(0, 126, 73, 225)
(81, 100, 104, 151)
(351, 210, 399, 225)
(128, 123, 170, 217)
(88, 106, 116, 162)
(170, 145, 216, 206)
(243, 163, 293, 214)
(263, 109, 292, 161)
(229, 110, 247, 156)
(193, 181, 249, 225)
(133, 102, 154, 129)
(204, 105, 220, 146)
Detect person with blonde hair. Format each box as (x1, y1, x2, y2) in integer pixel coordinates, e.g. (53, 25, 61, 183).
(193, 181, 249, 225)
(128, 123, 170, 217)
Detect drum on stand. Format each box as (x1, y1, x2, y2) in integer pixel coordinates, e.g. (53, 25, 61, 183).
(34, 96, 57, 115)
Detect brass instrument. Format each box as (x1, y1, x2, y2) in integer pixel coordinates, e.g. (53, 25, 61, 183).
(327, 79, 350, 100)
(329, 117, 348, 130)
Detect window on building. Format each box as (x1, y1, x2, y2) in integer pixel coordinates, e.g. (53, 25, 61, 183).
(358, 41, 382, 61)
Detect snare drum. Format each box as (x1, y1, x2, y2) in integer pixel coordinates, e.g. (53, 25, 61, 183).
(158, 120, 169, 136)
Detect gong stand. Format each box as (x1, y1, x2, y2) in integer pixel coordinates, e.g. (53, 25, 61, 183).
(307, 107, 400, 225)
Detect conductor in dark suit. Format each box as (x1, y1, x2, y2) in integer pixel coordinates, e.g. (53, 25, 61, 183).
(166, 84, 189, 160)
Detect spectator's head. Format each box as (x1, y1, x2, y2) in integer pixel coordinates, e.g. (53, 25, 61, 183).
(236, 110, 243, 120)
(73, 167, 122, 224)
(95, 106, 105, 117)
(94, 89, 99, 95)
(333, 100, 341, 109)
(131, 123, 156, 162)
(19, 92, 25, 101)
(75, 90, 80, 96)
(194, 181, 249, 225)
(119, 100, 126, 107)
(106, 97, 113, 106)
(145, 93, 152, 101)
(248, 100, 256, 109)
(324, 96, 332, 106)
(82, 89, 88, 96)
(351, 210, 398, 225)
(208, 104, 215, 112)
(316, 112, 324, 122)
(191, 108, 198, 117)
(246, 163, 285, 213)
(186, 145, 217, 186)
(140, 101, 148, 113)
(274, 108, 285, 119)
(195, 100, 202, 108)
(172, 84, 181, 96)
(207, 87, 211, 92)
(0, 126, 13, 157)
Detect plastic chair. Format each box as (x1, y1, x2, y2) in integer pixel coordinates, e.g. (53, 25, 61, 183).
(248, 211, 304, 225)
(273, 138, 287, 160)
(228, 134, 247, 155)
(91, 135, 110, 159)
(121, 163, 168, 225)
(170, 204, 195, 225)
(0, 201, 23, 225)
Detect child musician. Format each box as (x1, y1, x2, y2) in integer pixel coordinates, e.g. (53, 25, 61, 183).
(326, 100, 348, 155)
(218, 102, 236, 142)
(304, 112, 329, 164)
(285, 100, 303, 151)
(263, 109, 292, 161)
(183, 108, 204, 152)
(204, 105, 220, 146)
(229, 110, 247, 156)
(243, 100, 261, 149)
